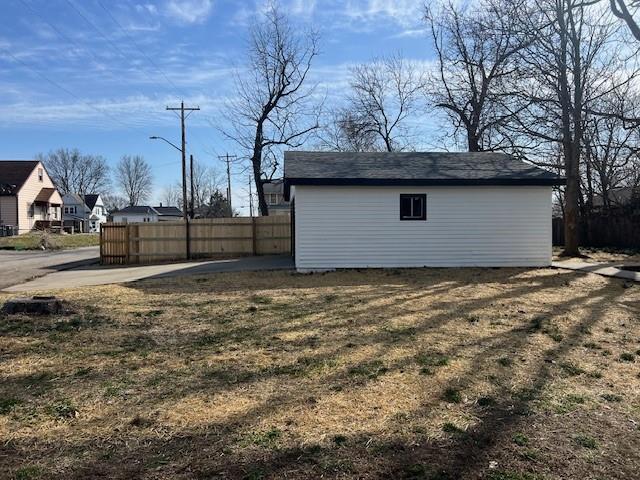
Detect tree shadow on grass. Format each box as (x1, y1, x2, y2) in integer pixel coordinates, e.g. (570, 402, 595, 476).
(3, 267, 637, 479)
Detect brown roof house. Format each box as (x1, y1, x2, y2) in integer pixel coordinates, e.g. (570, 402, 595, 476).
(0, 160, 63, 234)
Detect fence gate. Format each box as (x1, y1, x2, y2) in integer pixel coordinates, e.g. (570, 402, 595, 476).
(100, 223, 129, 265)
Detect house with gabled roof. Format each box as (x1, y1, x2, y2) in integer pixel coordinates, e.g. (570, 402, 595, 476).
(62, 193, 108, 233)
(0, 160, 63, 235)
(110, 204, 183, 223)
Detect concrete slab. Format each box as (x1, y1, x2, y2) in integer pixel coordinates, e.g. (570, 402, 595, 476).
(552, 260, 640, 282)
(3, 255, 295, 292)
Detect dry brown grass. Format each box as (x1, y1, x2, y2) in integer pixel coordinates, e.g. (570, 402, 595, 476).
(1, 267, 639, 480)
(553, 246, 640, 264)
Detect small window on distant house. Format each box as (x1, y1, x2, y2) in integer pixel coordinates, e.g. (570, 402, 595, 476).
(400, 194, 427, 221)
(38, 168, 43, 182)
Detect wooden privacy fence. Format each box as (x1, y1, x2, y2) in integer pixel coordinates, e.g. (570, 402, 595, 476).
(101, 216, 291, 265)
(553, 214, 640, 248)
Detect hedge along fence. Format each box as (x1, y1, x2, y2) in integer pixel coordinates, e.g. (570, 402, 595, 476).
(552, 214, 640, 248)
(101, 216, 291, 265)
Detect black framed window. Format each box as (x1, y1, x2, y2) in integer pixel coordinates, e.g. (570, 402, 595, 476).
(400, 194, 426, 221)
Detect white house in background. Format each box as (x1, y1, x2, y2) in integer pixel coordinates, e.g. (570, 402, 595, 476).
(262, 179, 290, 216)
(62, 193, 107, 233)
(284, 151, 566, 271)
(110, 205, 183, 223)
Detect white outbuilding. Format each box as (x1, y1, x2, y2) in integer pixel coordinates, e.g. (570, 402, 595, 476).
(283, 151, 565, 271)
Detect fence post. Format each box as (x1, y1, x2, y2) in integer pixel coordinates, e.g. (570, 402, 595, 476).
(125, 224, 130, 264)
(252, 217, 257, 255)
(99, 227, 103, 265)
(186, 219, 191, 260)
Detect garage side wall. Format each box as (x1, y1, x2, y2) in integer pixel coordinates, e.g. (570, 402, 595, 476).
(294, 185, 553, 269)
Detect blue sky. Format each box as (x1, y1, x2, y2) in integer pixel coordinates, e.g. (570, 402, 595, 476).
(0, 0, 439, 212)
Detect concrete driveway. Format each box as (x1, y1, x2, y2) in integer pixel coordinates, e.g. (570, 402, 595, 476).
(3, 255, 295, 292)
(0, 246, 99, 290)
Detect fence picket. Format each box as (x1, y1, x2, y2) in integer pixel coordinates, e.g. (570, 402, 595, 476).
(100, 216, 291, 265)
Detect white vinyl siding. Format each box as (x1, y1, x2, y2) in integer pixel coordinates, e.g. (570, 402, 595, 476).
(294, 185, 552, 269)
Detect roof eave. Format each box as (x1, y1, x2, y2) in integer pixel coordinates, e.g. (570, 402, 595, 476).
(284, 177, 566, 199)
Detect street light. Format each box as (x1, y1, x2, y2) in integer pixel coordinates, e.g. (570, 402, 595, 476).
(149, 136, 182, 153)
(149, 134, 194, 259)
(149, 135, 194, 221)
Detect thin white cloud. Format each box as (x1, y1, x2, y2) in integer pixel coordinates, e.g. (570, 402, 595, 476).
(135, 3, 159, 15)
(342, 0, 424, 29)
(164, 0, 214, 25)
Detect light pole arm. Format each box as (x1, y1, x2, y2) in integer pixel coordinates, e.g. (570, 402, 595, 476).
(149, 136, 182, 153)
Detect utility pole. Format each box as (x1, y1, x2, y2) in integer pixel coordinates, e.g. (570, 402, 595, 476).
(189, 154, 195, 219)
(166, 101, 199, 259)
(218, 154, 237, 217)
(248, 174, 254, 217)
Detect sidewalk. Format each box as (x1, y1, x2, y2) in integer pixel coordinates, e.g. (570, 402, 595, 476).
(552, 260, 640, 282)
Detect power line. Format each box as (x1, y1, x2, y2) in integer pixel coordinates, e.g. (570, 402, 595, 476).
(94, 0, 218, 159)
(17, 0, 169, 128)
(15, 0, 218, 176)
(35, 0, 209, 163)
(96, 0, 189, 99)
(0, 47, 154, 134)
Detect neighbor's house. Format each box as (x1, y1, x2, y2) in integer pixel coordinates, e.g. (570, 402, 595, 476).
(592, 186, 640, 213)
(263, 179, 291, 216)
(284, 151, 565, 271)
(110, 205, 183, 223)
(0, 160, 63, 235)
(62, 193, 108, 233)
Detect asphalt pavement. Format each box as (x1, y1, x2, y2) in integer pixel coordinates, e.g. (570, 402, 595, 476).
(0, 246, 100, 290)
(3, 254, 294, 292)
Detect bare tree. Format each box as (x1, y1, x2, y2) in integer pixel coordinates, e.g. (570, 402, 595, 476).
(161, 183, 181, 207)
(115, 155, 152, 207)
(610, 0, 640, 39)
(163, 161, 222, 212)
(101, 193, 127, 214)
(511, 0, 636, 256)
(224, 3, 321, 216)
(425, 0, 530, 152)
(582, 91, 640, 213)
(347, 53, 424, 152)
(316, 107, 381, 152)
(37, 148, 110, 195)
(190, 160, 222, 211)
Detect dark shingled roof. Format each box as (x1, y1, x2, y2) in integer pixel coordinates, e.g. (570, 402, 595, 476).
(84, 194, 99, 210)
(112, 205, 157, 215)
(154, 206, 183, 216)
(0, 160, 39, 195)
(284, 151, 565, 199)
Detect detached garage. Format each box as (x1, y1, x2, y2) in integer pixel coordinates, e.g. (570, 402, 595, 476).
(283, 151, 565, 271)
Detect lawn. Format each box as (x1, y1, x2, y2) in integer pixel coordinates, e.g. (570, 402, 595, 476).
(1, 268, 639, 479)
(0, 232, 99, 250)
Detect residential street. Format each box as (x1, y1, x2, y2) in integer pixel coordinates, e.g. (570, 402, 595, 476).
(0, 247, 99, 290)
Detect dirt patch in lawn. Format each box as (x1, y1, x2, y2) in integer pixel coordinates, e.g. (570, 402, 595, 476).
(1, 268, 639, 479)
